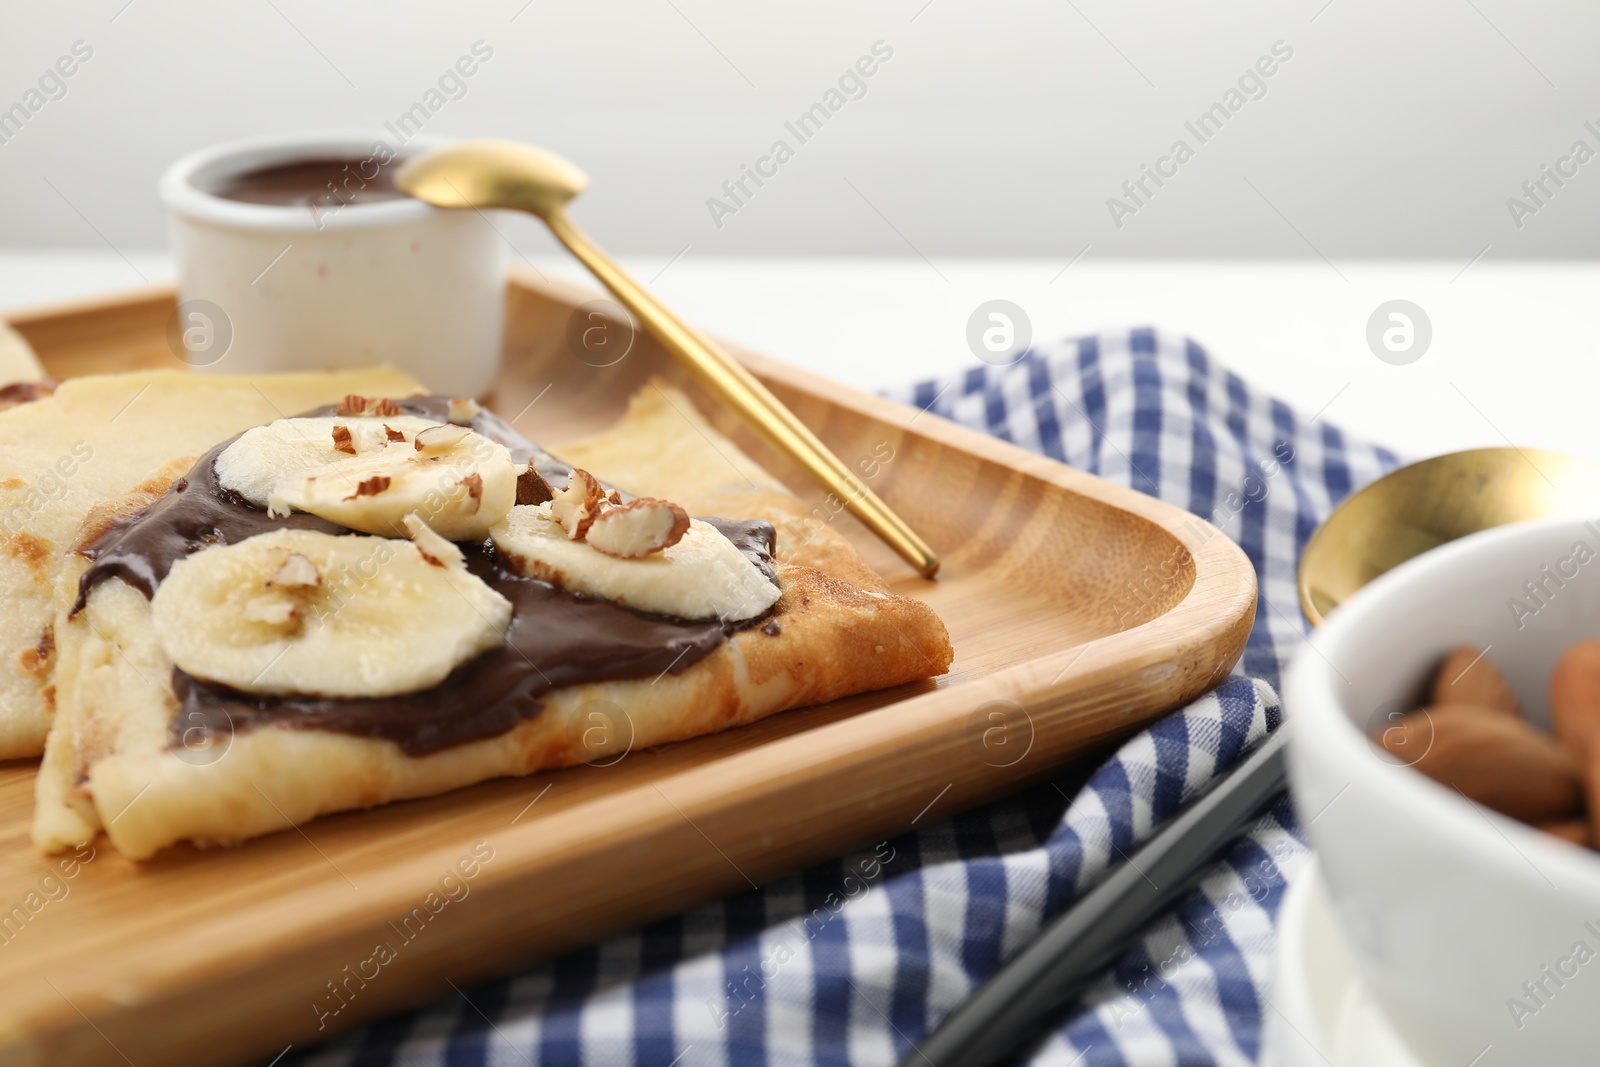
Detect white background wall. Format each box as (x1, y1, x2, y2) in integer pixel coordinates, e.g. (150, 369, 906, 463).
(1, 0, 1597, 259)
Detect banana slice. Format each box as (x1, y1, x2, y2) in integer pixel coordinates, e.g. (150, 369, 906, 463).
(151, 526, 512, 699)
(0, 321, 44, 384)
(491, 503, 780, 622)
(262, 424, 516, 540)
(216, 415, 444, 508)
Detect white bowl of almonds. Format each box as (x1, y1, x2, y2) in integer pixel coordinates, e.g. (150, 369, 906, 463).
(1286, 516, 1600, 1067)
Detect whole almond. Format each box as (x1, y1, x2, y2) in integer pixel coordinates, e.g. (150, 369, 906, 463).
(1537, 818, 1592, 848)
(1551, 639, 1600, 761)
(1376, 705, 1582, 822)
(1372, 701, 1503, 757)
(1430, 647, 1518, 716)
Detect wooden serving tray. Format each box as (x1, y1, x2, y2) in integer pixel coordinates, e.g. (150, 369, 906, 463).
(0, 270, 1255, 1066)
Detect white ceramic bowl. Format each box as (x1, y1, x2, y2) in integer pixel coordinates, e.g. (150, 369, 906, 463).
(1286, 516, 1600, 1066)
(160, 132, 506, 396)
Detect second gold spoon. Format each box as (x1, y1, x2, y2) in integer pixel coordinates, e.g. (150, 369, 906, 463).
(1298, 446, 1600, 626)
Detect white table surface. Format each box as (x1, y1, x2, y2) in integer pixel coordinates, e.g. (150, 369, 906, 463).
(2, 251, 1596, 466)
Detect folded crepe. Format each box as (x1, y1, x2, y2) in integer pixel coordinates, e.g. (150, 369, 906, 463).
(35, 383, 952, 859)
(0, 368, 423, 761)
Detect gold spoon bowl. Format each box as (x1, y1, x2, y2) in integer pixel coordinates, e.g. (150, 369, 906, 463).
(1297, 447, 1600, 626)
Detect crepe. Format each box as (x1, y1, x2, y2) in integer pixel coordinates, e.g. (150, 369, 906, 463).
(0, 367, 423, 761)
(0, 369, 424, 756)
(35, 383, 952, 859)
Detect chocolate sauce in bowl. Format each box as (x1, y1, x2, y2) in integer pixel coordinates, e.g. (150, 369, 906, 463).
(208, 157, 410, 210)
(74, 398, 779, 756)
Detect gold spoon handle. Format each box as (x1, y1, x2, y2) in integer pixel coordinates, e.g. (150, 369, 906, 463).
(546, 209, 940, 578)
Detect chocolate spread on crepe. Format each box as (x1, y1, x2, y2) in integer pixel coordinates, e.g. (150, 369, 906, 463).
(74, 397, 777, 756)
(0, 380, 57, 410)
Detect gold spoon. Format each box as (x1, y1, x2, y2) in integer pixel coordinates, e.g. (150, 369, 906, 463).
(1297, 447, 1600, 626)
(395, 140, 941, 578)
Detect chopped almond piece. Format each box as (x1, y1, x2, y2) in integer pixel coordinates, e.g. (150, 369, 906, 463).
(344, 475, 391, 501)
(414, 424, 472, 454)
(586, 497, 691, 558)
(269, 553, 321, 589)
(550, 469, 607, 541)
(517, 465, 555, 505)
(461, 472, 484, 511)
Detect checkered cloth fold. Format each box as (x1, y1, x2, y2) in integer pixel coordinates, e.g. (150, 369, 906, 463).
(287, 328, 1399, 1067)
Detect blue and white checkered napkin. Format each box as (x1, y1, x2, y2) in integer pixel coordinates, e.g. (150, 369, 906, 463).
(288, 329, 1400, 1067)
